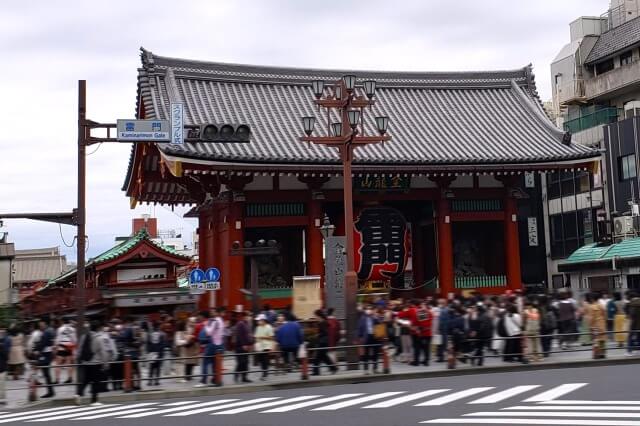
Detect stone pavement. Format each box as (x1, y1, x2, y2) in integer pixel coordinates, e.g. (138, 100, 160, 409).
(2, 342, 637, 409)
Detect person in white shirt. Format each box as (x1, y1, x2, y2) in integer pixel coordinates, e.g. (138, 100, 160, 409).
(254, 314, 274, 381)
(503, 304, 525, 363)
(54, 318, 77, 384)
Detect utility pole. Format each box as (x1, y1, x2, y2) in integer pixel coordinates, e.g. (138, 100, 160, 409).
(76, 80, 87, 333)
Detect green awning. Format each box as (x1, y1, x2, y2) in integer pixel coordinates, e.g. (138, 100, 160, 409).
(559, 237, 640, 272)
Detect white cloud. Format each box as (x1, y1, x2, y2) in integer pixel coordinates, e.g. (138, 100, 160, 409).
(0, 0, 608, 260)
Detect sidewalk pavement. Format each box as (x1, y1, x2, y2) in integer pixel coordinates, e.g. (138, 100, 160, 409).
(3, 342, 639, 409)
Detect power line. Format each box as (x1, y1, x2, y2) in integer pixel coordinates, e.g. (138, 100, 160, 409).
(58, 223, 76, 248)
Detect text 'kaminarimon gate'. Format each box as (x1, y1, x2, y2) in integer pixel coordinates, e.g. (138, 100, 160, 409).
(123, 48, 600, 310)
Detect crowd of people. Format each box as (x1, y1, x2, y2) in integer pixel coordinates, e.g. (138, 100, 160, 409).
(1, 288, 640, 405)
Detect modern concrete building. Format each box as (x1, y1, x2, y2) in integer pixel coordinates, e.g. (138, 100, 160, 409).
(545, 0, 640, 292)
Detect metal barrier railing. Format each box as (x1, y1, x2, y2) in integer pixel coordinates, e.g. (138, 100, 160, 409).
(9, 329, 640, 402)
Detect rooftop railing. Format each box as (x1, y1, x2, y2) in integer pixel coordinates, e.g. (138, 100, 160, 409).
(563, 107, 618, 134)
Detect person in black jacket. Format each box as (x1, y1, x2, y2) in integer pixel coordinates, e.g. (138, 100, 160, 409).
(34, 319, 56, 398)
(312, 310, 337, 376)
(468, 305, 493, 366)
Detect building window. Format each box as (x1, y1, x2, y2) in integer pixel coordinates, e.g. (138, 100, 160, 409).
(619, 154, 637, 181)
(546, 170, 592, 199)
(621, 50, 633, 66)
(549, 208, 598, 259)
(595, 58, 615, 75)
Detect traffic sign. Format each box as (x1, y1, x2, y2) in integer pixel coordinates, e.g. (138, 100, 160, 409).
(189, 268, 205, 284)
(204, 267, 220, 283)
(116, 119, 170, 142)
(189, 281, 220, 290)
(171, 103, 184, 145)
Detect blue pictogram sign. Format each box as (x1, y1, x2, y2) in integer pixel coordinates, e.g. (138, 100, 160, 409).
(204, 267, 220, 283)
(189, 268, 205, 284)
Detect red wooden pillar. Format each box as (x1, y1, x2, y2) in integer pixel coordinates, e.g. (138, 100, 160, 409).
(225, 201, 245, 311)
(411, 223, 425, 297)
(306, 199, 324, 278)
(436, 198, 455, 298)
(504, 196, 522, 291)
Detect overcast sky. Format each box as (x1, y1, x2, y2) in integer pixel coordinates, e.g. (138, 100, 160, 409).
(0, 0, 607, 262)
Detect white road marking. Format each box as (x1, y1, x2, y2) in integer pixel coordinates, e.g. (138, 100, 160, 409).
(363, 390, 450, 408)
(469, 385, 541, 404)
(543, 400, 640, 405)
(28, 403, 157, 422)
(311, 392, 405, 411)
(468, 411, 640, 418)
(523, 383, 588, 402)
(505, 406, 640, 411)
(262, 394, 364, 412)
(120, 399, 238, 418)
(212, 396, 322, 415)
(422, 419, 640, 425)
(0, 405, 118, 423)
(160, 401, 199, 406)
(164, 398, 278, 416)
(73, 408, 154, 420)
(415, 387, 494, 406)
(0, 407, 82, 420)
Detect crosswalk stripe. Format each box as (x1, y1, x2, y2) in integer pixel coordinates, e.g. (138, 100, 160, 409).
(543, 400, 640, 405)
(262, 394, 364, 413)
(468, 412, 640, 418)
(422, 419, 640, 425)
(523, 383, 588, 402)
(415, 387, 494, 406)
(164, 398, 277, 416)
(0, 406, 80, 419)
(363, 390, 450, 408)
(469, 385, 541, 404)
(160, 401, 199, 406)
(505, 406, 640, 411)
(120, 399, 238, 418)
(311, 392, 406, 411)
(28, 403, 157, 422)
(0, 405, 118, 423)
(212, 396, 322, 415)
(73, 408, 155, 420)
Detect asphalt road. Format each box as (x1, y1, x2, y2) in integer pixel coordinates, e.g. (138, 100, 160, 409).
(2, 364, 639, 426)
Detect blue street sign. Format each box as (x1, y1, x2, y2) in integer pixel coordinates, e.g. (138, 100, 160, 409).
(189, 268, 205, 284)
(204, 267, 221, 283)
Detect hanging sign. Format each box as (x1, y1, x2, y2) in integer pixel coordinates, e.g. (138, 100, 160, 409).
(527, 217, 539, 247)
(354, 207, 410, 281)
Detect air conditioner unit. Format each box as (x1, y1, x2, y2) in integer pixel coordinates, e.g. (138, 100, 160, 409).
(613, 216, 634, 235)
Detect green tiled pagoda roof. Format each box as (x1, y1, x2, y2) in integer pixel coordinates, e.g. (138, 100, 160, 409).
(47, 228, 189, 286)
(562, 238, 640, 266)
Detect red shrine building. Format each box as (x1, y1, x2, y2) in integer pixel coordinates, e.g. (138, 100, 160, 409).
(123, 49, 600, 310)
(21, 226, 192, 321)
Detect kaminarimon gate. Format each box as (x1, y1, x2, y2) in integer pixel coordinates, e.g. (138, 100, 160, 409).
(123, 48, 600, 311)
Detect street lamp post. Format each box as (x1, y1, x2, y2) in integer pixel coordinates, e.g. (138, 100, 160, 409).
(300, 76, 390, 352)
(230, 239, 280, 315)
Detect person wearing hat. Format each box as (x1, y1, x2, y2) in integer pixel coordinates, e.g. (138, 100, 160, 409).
(254, 314, 274, 380)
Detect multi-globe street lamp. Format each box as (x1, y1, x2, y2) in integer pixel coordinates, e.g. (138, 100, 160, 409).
(300, 74, 391, 351)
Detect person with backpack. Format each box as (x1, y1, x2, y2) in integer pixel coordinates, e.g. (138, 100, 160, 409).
(539, 296, 557, 358)
(75, 321, 110, 405)
(197, 308, 224, 387)
(146, 322, 167, 386)
(357, 305, 383, 373)
(34, 319, 56, 398)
